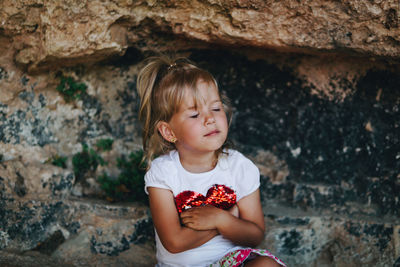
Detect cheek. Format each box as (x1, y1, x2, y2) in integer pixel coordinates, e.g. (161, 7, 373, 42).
(181, 121, 201, 138)
(217, 113, 228, 129)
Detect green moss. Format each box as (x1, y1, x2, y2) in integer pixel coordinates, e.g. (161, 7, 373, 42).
(50, 155, 68, 169)
(56, 75, 87, 102)
(98, 150, 147, 203)
(96, 138, 114, 151)
(72, 143, 105, 181)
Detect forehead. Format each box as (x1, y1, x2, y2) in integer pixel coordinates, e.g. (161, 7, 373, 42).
(182, 80, 220, 107)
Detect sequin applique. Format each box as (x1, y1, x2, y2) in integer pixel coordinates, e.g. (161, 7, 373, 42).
(175, 184, 236, 213)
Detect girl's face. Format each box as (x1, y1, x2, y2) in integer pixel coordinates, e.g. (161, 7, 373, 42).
(167, 80, 228, 157)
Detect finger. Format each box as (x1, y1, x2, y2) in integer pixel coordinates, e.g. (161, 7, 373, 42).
(180, 216, 194, 225)
(180, 210, 193, 218)
(182, 221, 198, 229)
(180, 208, 195, 216)
(183, 222, 196, 229)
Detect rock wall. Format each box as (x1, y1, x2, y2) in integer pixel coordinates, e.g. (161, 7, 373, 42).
(1, 1, 399, 266)
(1, 0, 400, 73)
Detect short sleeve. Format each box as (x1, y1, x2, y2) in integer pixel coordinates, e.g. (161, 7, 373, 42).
(144, 155, 177, 194)
(229, 151, 260, 200)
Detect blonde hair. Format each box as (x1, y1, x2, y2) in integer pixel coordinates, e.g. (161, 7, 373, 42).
(136, 55, 232, 169)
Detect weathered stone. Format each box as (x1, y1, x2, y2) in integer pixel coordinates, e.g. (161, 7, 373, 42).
(1, 0, 400, 73)
(262, 208, 399, 266)
(0, 160, 74, 198)
(51, 200, 155, 266)
(202, 50, 400, 217)
(0, 250, 75, 267)
(0, 3, 399, 262)
(0, 48, 399, 265)
(0, 194, 155, 266)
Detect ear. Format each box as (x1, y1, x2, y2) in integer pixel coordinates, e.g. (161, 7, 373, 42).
(157, 121, 177, 143)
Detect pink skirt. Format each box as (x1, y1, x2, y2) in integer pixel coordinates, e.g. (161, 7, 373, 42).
(210, 248, 287, 267)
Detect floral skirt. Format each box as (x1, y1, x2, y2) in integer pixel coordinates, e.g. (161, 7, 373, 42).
(210, 248, 286, 267)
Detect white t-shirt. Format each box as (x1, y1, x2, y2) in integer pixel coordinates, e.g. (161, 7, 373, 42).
(144, 149, 260, 267)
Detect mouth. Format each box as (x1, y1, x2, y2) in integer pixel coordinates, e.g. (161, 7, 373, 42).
(204, 130, 220, 137)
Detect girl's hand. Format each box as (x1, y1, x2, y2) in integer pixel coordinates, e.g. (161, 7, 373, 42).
(180, 205, 227, 231)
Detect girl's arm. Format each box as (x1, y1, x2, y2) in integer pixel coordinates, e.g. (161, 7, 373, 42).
(180, 189, 265, 247)
(148, 187, 218, 253)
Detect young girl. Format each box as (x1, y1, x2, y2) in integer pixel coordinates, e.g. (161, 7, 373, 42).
(137, 56, 286, 267)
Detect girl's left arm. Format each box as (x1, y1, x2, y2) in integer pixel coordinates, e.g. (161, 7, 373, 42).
(180, 189, 265, 247)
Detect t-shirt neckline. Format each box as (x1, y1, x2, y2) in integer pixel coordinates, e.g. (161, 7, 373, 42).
(171, 150, 220, 176)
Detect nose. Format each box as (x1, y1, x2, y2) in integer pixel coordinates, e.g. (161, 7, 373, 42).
(205, 112, 216, 125)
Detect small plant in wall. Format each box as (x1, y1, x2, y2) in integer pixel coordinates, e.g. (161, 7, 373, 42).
(95, 138, 114, 151)
(98, 150, 147, 203)
(56, 73, 87, 102)
(72, 143, 106, 182)
(49, 139, 147, 203)
(49, 155, 68, 169)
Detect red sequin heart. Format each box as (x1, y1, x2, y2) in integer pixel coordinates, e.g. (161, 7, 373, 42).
(174, 184, 236, 213)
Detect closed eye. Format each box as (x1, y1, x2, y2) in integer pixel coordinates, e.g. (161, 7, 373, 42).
(212, 108, 221, 112)
(190, 113, 199, 118)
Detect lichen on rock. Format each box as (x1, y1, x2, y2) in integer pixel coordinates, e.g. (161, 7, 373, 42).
(0, 1, 399, 266)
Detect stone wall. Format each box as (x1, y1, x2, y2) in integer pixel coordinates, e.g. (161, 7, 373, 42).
(1, 1, 399, 266)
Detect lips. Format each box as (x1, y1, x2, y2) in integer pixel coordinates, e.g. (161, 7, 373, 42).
(204, 130, 219, 137)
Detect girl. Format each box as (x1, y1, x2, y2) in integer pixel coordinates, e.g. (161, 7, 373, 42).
(137, 56, 286, 267)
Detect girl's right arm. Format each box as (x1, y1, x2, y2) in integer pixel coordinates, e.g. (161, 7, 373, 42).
(148, 187, 218, 253)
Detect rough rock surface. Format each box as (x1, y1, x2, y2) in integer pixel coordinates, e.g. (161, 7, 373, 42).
(1, 1, 400, 266)
(1, 48, 399, 266)
(0, 0, 399, 73)
(0, 159, 156, 266)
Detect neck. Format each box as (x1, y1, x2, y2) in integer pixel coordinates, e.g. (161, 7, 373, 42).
(178, 151, 217, 173)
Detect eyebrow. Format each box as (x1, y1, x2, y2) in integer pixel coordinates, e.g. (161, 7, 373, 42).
(185, 100, 221, 111)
